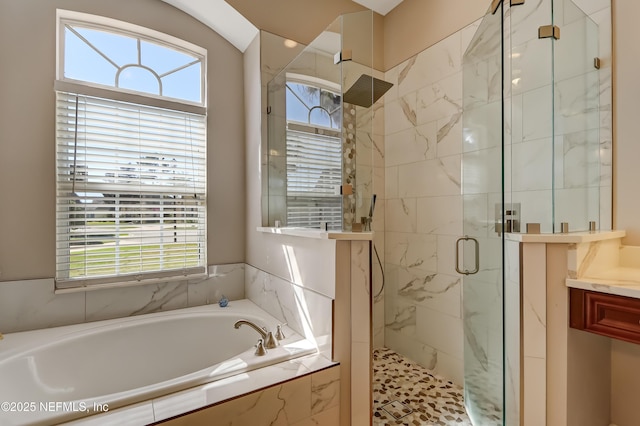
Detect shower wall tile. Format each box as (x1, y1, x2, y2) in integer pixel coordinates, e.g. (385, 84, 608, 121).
(416, 195, 463, 236)
(522, 86, 553, 141)
(436, 113, 463, 158)
(462, 146, 502, 195)
(416, 71, 463, 125)
(398, 156, 461, 198)
(462, 100, 502, 151)
(384, 93, 417, 135)
(385, 125, 436, 167)
(396, 32, 461, 97)
(395, 269, 461, 318)
(0, 279, 85, 333)
(511, 138, 553, 192)
(385, 231, 438, 273)
(385, 198, 417, 233)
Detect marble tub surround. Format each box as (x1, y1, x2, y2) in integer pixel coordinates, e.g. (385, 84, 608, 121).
(245, 264, 333, 356)
(0, 263, 245, 333)
(64, 355, 338, 426)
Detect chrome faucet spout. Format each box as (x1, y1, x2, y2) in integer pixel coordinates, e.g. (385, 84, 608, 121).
(234, 319, 278, 349)
(234, 319, 267, 338)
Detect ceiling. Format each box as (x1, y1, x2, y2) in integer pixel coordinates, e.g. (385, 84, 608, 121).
(161, 0, 404, 53)
(351, 0, 404, 15)
(160, 0, 258, 52)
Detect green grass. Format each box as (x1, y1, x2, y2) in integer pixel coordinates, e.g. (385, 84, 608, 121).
(70, 243, 201, 278)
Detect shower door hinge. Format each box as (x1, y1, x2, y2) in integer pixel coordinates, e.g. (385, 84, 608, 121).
(538, 25, 560, 40)
(491, 0, 524, 14)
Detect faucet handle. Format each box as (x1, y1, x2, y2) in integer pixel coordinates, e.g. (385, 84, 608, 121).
(255, 338, 267, 356)
(275, 323, 287, 340)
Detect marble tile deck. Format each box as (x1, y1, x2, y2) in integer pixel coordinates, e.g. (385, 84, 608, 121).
(373, 348, 471, 426)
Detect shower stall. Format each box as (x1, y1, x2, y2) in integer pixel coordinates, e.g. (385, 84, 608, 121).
(380, 0, 604, 424)
(264, 0, 607, 424)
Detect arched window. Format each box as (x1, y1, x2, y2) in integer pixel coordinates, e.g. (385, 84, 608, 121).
(55, 10, 207, 288)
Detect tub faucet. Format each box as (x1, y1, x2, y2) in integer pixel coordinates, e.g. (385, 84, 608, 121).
(234, 319, 278, 349)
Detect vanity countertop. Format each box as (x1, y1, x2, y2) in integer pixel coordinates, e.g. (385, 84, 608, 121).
(567, 269, 640, 300)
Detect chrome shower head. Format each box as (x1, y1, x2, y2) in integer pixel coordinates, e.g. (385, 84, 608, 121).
(343, 74, 393, 108)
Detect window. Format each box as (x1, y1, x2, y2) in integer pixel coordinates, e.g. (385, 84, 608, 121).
(285, 77, 342, 229)
(55, 11, 207, 288)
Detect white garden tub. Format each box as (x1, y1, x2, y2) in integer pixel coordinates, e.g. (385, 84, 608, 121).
(0, 300, 316, 425)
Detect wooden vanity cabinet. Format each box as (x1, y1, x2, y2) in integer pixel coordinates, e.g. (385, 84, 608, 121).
(570, 288, 640, 345)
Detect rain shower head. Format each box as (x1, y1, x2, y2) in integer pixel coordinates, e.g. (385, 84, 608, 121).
(343, 74, 393, 108)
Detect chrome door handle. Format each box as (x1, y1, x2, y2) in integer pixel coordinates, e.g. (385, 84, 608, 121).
(455, 236, 480, 275)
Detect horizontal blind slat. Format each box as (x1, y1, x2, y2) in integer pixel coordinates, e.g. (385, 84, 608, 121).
(56, 92, 207, 286)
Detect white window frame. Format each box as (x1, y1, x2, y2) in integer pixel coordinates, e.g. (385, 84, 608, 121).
(55, 10, 208, 289)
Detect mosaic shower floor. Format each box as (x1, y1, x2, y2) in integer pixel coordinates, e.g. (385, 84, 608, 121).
(373, 347, 471, 426)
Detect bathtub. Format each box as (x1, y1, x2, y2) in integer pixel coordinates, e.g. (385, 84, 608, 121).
(0, 299, 316, 426)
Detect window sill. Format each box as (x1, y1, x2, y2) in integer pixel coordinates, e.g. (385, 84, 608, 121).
(256, 227, 373, 241)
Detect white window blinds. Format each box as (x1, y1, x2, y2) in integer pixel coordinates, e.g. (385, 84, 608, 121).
(286, 125, 342, 229)
(55, 92, 207, 288)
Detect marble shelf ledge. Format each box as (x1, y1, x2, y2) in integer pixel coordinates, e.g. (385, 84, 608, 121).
(567, 272, 640, 300)
(505, 230, 625, 244)
(257, 226, 373, 241)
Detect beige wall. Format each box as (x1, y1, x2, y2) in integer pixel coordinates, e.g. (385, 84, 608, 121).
(611, 2, 640, 422)
(383, 0, 487, 70)
(0, 0, 245, 281)
(613, 0, 640, 244)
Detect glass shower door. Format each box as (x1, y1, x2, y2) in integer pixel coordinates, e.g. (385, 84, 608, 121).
(461, 4, 505, 425)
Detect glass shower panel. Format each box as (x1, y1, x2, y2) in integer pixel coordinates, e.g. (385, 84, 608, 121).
(461, 5, 505, 424)
(552, 0, 600, 232)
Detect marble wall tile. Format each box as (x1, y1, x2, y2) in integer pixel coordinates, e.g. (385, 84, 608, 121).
(397, 32, 462, 97)
(85, 282, 188, 322)
(415, 306, 463, 357)
(188, 263, 245, 306)
(462, 146, 502, 195)
(523, 356, 546, 426)
(0, 279, 85, 333)
(244, 265, 332, 354)
(417, 72, 463, 126)
(311, 366, 340, 415)
(384, 231, 438, 273)
(395, 269, 462, 318)
(462, 100, 502, 152)
(351, 241, 371, 345)
(511, 138, 553, 192)
(385, 198, 417, 233)
(384, 295, 417, 336)
(436, 113, 463, 158)
(398, 156, 461, 198)
(416, 195, 463, 236)
(385, 166, 398, 199)
(522, 86, 553, 141)
(384, 93, 417, 135)
(385, 125, 436, 167)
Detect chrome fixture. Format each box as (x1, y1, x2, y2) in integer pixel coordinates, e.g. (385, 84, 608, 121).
(275, 324, 286, 341)
(234, 319, 279, 349)
(560, 222, 569, 233)
(343, 74, 393, 108)
(594, 57, 601, 69)
(254, 338, 268, 356)
(589, 221, 597, 232)
(495, 203, 521, 235)
(455, 236, 480, 275)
